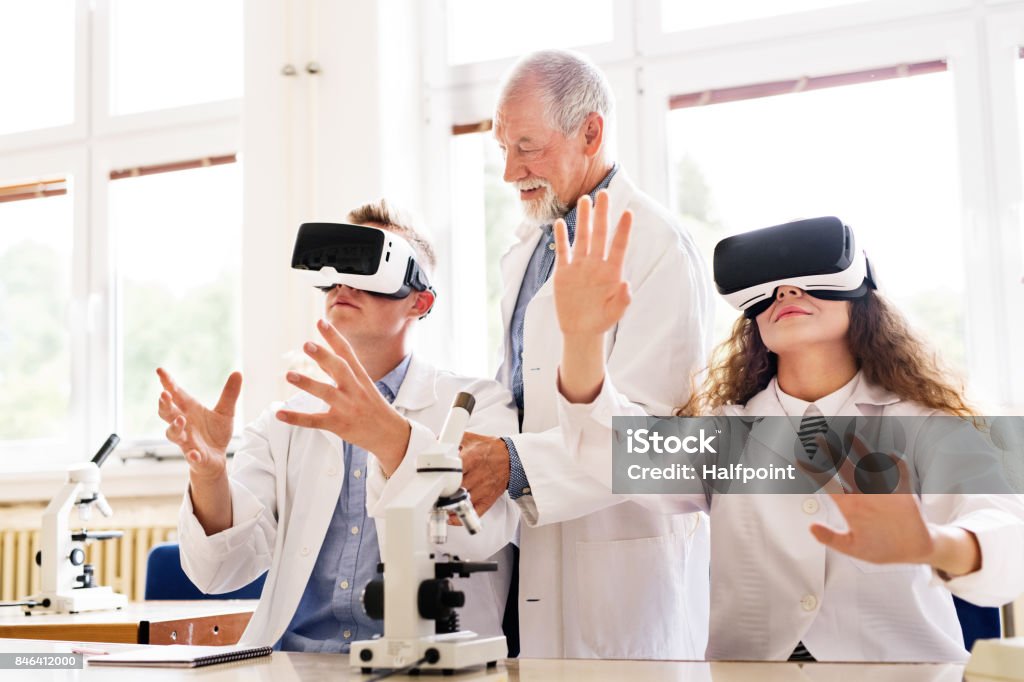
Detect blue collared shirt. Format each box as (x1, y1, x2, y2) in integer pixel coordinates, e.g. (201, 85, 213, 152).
(277, 355, 411, 653)
(504, 165, 619, 499)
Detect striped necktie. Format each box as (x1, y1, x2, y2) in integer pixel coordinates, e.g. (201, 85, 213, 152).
(798, 404, 828, 458)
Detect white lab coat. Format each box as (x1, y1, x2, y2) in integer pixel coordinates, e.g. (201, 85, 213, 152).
(558, 372, 1024, 661)
(497, 170, 714, 659)
(178, 354, 520, 647)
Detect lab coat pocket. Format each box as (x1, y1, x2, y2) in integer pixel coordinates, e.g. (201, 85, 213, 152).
(575, 534, 693, 660)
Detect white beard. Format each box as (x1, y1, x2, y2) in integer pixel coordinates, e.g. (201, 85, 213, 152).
(515, 179, 568, 225)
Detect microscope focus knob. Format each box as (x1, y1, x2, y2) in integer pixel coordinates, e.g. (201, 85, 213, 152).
(69, 548, 85, 566)
(362, 579, 385, 620)
(418, 579, 465, 620)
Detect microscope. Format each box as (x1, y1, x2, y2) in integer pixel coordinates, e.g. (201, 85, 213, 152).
(351, 393, 507, 675)
(22, 434, 128, 615)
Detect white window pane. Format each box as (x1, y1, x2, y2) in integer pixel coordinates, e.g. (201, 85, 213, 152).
(0, 1, 75, 135)
(108, 0, 243, 115)
(448, 133, 518, 375)
(110, 162, 242, 439)
(667, 72, 967, 372)
(446, 0, 613, 65)
(1019, 53, 1024, 200)
(0, 190, 74, 443)
(662, 0, 863, 32)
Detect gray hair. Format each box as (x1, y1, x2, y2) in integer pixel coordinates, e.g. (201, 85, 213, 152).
(497, 49, 615, 136)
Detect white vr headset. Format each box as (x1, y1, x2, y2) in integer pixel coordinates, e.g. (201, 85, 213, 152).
(290, 222, 434, 300)
(714, 216, 876, 318)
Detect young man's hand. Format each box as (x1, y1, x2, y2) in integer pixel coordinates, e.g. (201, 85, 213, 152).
(157, 368, 241, 482)
(275, 319, 411, 473)
(157, 368, 240, 535)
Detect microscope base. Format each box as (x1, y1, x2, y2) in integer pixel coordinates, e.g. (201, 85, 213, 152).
(23, 586, 128, 615)
(351, 634, 506, 674)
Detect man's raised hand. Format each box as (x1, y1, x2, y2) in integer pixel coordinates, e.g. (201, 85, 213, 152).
(156, 368, 241, 481)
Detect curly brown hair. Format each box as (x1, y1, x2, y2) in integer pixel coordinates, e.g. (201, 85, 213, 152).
(678, 291, 975, 417)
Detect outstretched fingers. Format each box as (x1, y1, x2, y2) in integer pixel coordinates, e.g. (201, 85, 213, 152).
(608, 210, 632, 277)
(275, 408, 330, 430)
(285, 371, 340, 404)
(213, 372, 242, 416)
(574, 195, 593, 258)
(156, 367, 195, 408)
(316, 319, 373, 387)
(590, 190, 611, 259)
(553, 219, 572, 269)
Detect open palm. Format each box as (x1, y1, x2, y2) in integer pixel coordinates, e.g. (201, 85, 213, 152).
(157, 368, 240, 480)
(553, 190, 633, 338)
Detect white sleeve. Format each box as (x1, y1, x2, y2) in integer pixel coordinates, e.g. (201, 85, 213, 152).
(177, 408, 280, 594)
(512, 373, 709, 527)
(916, 418, 1024, 606)
(514, 231, 712, 526)
(368, 380, 520, 560)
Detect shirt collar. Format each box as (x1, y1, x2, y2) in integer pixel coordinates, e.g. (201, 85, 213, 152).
(774, 371, 862, 418)
(375, 354, 412, 404)
(541, 163, 620, 242)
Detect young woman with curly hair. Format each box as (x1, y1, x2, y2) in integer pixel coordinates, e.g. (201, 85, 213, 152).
(551, 192, 1024, 662)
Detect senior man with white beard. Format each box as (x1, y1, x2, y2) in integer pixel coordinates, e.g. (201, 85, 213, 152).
(374, 49, 714, 660)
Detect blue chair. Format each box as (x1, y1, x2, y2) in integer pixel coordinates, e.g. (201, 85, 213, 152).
(145, 542, 267, 600)
(954, 595, 1002, 651)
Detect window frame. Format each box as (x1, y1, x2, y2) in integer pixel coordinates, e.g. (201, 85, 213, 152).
(0, 2, 244, 463)
(0, 146, 89, 462)
(431, 0, 1024, 407)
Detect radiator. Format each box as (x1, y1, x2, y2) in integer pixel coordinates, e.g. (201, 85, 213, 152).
(0, 501, 178, 603)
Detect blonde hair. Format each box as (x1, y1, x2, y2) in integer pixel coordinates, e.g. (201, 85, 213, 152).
(679, 291, 976, 418)
(346, 199, 437, 273)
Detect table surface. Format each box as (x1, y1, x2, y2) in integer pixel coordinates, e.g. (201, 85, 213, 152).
(0, 638, 1000, 682)
(0, 601, 256, 645)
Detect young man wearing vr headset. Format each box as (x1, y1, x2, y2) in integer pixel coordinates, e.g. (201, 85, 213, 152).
(551, 208, 1024, 661)
(161, 200, 519, 652)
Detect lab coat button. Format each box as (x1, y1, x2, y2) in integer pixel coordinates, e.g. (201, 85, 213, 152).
(801, 594, 818, 611)
(327, 467, 337, 476)
(300, 546, 310, 556)
(802, 498, 819, 514)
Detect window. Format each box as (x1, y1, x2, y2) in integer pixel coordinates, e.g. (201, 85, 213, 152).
(107, 0, 243, 115)
(109, 158, 242, 440)
(445, 0, 614, 65)
(661, 0, 868, 32)
(667, 65, 967, 371)
(448, 128, 518, 376)
(0, 1, 242, 461)
(1019, 48, 1024, 199)
(0, 180, 74, 443)
(0, 2, 75, 135)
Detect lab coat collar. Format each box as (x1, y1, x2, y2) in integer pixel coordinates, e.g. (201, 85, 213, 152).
(391, 353, 438, 413)
(849, 378, 902, 414)
(745, 375, 902, 417)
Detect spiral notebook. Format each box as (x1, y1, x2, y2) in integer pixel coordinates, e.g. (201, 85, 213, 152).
(88, 644, 272, 668)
